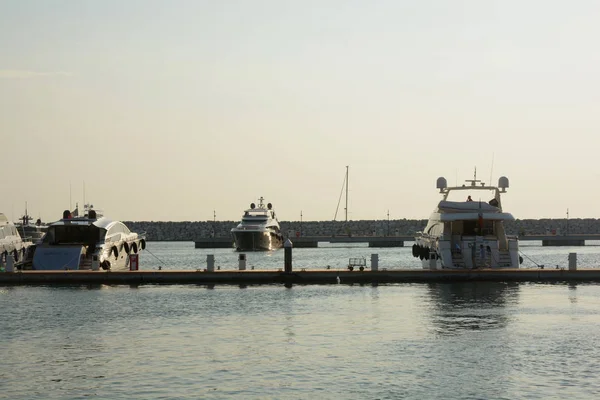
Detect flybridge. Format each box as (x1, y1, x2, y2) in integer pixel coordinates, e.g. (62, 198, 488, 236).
(436, 174, 509, 194)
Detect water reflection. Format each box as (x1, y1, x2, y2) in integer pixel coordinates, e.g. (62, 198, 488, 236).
(426, 282, 520, 336)
(569, 282, 578, 304)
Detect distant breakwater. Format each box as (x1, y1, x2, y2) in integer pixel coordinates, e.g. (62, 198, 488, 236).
(123, 219, 600, 241)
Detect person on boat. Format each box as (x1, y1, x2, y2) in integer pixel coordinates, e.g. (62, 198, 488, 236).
(467, 195, 473, 202)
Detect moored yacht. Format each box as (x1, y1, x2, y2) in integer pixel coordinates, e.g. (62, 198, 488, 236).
(15, 212, 48, 244)
(0, 213, 34, 268)
(414, 172, 521, 269)
(231, 197, 283, 251)
(32, 207, 146, 270)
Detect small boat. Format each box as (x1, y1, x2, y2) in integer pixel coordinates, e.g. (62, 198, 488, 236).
(32, 206, 146, 270)
(414, 170, 521, 269)
(15, 211, 48, 244)
(0, 213, 34, 268)
(231, 197, 283, 251)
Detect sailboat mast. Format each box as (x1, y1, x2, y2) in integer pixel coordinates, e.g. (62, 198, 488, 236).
(345, 165, 349, 223)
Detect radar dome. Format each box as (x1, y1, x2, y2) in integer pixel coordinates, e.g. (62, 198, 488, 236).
(498, 176, 509, 191)
(436, 177, 447, 191)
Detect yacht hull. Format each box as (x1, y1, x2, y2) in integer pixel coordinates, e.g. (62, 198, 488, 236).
(231, 231, 282, 251)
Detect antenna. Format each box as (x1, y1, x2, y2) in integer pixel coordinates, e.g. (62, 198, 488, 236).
(83, 181, 86, 210)
(464, 167, 482, 187)
(69, 181, 72, 210)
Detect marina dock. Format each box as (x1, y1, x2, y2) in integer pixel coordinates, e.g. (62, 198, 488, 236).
(2, 268, 600, 286)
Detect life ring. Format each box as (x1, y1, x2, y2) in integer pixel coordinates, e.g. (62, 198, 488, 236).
(140, 239, 146, 250)
(111, 246, 118, 258)
(123, 242, 130, 254)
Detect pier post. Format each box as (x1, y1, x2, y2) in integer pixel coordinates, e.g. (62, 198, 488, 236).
(238, 254, 246, 270)
(371, 254, 379, 271)
(129, 254, 139, 271)
(6, 254, 14, 272)
(429, 253, 437, 270)
(207, 254, 215, 272)
(568, 253, 577, 271)
(284, 239, 293, 273)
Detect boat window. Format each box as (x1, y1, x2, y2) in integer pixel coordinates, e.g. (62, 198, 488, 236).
(242, 216, 268, 222)
(463, 221, 477, 235)
(118, 222, 131, 234)
(44, 225, 103, 245)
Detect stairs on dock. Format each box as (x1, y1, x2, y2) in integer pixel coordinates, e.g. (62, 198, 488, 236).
(451, 253, 466, 268)
(497, 251, 513, 267)
(79, 256, 93, 270)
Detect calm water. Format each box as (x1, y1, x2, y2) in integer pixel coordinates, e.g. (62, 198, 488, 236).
(3, 242, 600, 399)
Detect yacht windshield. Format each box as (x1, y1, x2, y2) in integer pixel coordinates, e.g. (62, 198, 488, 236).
(445, 189, 497, 204)
(44, 225, 104, 245)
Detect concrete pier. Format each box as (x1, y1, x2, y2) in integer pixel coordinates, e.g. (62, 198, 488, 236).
(194, 234, 600, 249)
(2, 268, 600, 286)
(194, 238, 233, 248)
(195, 236, 408, 248)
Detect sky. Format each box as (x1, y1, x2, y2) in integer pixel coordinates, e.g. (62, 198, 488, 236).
(2, 0, 600, 222)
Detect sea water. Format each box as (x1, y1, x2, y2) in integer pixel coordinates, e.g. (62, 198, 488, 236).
(2, 242, 600, 399)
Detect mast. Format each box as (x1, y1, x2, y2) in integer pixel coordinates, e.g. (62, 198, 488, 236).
(345, 165, 348, 223)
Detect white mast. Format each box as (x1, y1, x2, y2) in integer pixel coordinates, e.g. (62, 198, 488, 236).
(345, 165, 349, 223)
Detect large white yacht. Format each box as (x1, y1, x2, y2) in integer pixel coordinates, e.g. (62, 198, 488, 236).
(32, 206, 146, 270)
(231, 197, 283, 251)
(414, 172, 521, 269)
(0, 213, 34, 268)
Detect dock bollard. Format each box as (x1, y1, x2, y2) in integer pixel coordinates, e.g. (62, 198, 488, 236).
(568, 253, 577, 271)
(207, 254, 215, 272)
(239, 254, 246, 270)
(6, 254, 14, 273)
(371, 254, 379, 271)
(284, 239, 293, 273)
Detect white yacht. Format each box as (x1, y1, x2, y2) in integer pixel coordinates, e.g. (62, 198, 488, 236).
(32, 206, 146, 270)
(231, 197, 283, 251)
(0, 213, 34, 267)
(414, 173, 521, 269)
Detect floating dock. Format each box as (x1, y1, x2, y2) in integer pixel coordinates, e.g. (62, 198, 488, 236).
(194, 234, 600, 249)
(1, 268, 600, 286)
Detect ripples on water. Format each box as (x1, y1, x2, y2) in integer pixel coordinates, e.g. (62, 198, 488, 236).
(2, 243, 600, 399)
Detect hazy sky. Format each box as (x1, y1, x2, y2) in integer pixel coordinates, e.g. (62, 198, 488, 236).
(2, 0, 600, 222)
